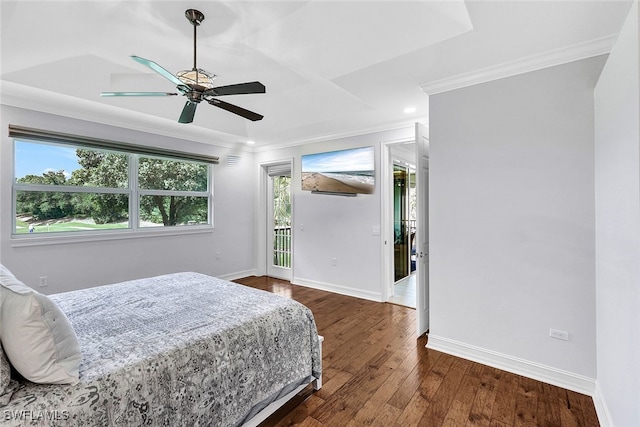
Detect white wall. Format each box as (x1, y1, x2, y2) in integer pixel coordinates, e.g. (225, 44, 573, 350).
(254, 127, 414, 301)
(0, 101, 415, 302)
(594, 1, 640, 425)
(0, 106, 256, 293)
(428, 56, 607, 390)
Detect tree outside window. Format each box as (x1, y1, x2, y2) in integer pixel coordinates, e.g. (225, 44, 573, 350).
(14, 141, 211, 234)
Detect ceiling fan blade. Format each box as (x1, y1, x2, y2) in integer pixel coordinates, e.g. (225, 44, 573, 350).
(101, 92, 178, 97)
(131, 55, 185, 88)
(207, 98, 264, 121)
(179, 101, 198, 124)
(206, 81, 266, 96)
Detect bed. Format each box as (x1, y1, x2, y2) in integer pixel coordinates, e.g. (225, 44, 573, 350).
(0, 270, 322, 426)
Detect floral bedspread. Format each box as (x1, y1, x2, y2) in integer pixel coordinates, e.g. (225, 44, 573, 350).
(1, 272, 321, 426)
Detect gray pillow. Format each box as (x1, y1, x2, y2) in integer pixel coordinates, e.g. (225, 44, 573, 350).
(0, 342, 18, 405)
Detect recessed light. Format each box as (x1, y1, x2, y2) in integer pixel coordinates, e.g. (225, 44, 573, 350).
(247, 140, 255, 145)
(404, 107, 416, 114)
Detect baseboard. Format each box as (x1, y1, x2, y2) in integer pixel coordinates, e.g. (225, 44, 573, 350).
(592, 381, 614, 427)
(426, 334, 597, 396)
(218, 269, 259, 282)
(292, 276, 383, 302)
(220, 272, 384, 303)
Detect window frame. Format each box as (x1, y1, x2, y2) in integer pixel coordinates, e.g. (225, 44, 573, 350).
(11, 130, 215, 247)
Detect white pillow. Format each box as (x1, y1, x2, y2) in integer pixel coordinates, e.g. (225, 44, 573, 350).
(0, 264, 81, 385)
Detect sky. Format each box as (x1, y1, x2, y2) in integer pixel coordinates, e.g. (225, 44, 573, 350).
(16, 140, 376, 177)
(14, 141, 81, 179)
(301, 146, 374, 173)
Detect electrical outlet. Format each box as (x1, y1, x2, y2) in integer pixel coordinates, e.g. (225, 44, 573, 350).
(39, 276, 48, 287)
(215, 252, 221, 260)
(331, 258, 337, 266)
(550, 328, 569, 341)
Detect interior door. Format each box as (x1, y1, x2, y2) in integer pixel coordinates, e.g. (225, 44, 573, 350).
(415, 123, 430, 336)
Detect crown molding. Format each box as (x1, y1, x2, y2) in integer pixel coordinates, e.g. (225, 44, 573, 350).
(420, 34, 618, 96)
(252, 117, 426, 153)
(1, 80, 424, 153)
(0, 80, 252, 151)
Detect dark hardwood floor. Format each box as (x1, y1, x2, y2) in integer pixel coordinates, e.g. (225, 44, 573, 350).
(234, 276, 600, 427)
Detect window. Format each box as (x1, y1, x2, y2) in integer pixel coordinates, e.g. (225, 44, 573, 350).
(13, 135, 214, 237)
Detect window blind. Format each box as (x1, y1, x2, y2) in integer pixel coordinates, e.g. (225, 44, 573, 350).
(266, 163, 292, 177)
(8, 125, 219, 164)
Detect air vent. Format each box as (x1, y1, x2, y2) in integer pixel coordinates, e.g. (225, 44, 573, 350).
(226, 155, 241, 167)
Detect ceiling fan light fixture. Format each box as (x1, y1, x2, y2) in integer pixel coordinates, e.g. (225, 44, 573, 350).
(176, 69, 217, 89)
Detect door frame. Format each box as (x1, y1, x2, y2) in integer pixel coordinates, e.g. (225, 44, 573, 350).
(381, 125, 429, 336)
(258, 159, 294, 279)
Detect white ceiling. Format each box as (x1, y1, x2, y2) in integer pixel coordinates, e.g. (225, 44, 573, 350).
(0, 1, 633, 149)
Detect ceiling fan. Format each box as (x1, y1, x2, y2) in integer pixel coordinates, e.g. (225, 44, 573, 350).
(101, 9, 265, 124)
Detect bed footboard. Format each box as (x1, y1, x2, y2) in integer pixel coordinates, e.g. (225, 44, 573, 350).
(312, 335, 324, 390)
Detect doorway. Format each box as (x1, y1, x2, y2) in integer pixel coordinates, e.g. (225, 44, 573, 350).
(266, 163, 293, 281)
(382, 123, 429, 336)
(387, 145, 417, 308)
(391, 162, 417, 307)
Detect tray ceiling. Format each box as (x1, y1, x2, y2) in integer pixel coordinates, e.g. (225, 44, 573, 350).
(0, 1, 633, 148)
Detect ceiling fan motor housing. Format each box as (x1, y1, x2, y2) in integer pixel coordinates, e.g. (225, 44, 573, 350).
(185, 9, 204, 26)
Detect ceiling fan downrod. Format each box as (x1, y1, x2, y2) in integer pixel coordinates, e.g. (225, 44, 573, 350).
(185, 9, 204, 73)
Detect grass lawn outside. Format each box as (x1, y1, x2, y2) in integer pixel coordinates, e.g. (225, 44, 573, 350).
(15, 218, 128, 234)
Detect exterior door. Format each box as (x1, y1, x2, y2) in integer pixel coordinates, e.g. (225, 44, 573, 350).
(415, 123, 430, 336)
(266, 165, 293, 281)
